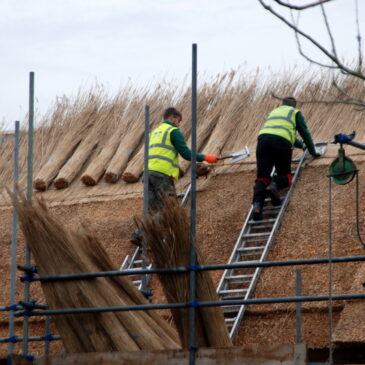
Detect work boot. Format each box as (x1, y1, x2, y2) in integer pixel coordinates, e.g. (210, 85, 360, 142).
(266, 181, 281, 206)
(252, 202, 263, 221)
(130, 230, 142, 247)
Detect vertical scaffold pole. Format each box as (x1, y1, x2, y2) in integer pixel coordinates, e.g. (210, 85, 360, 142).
(189, 43, 198, 365)
(142, 105, 150, 293)
(23, 71, 35, 355)
(8, 121, 20, 360)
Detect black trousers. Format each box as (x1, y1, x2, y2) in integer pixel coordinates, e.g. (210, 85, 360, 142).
(253, 136, 293, 204)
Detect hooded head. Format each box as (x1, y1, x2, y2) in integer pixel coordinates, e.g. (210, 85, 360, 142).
(282, 97, 297, 108)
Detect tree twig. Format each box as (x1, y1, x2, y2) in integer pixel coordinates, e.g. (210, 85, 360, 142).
(272, 0, 333, 10)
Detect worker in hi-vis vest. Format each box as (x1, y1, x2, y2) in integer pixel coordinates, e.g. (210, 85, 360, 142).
(131, 107, 220, 245)
(252, 97, 320, 221)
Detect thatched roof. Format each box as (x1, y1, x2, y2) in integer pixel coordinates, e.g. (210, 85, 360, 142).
(1, 68, 365, 357)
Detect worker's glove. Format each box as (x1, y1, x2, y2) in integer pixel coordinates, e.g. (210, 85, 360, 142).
(205, 154, 220, 163)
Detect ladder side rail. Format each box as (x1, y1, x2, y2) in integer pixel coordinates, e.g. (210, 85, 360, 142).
(180, 183, 192, 206)
(228, 150, 308, 338)
(120, 255, 131, 271)
(128, 247, 142, 269)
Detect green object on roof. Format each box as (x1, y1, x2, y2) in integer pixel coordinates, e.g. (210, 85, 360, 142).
(329, 146, 357, 185)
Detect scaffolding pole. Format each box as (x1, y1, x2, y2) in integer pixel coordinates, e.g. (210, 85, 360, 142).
(189, 43, 198, 365)
(23, 71, 35, 355)
(22, 255, 365, 283)
(8, 121, 20, 360)
(12, 293, 365, 317)
(141, 105, 150, 294)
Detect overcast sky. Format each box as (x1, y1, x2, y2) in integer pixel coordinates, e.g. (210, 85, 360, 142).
(0, 0, 362, 129)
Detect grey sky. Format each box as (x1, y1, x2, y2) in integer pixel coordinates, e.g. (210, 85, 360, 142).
(0, 0, 362, 129)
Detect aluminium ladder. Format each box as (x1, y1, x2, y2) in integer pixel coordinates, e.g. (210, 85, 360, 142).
(216, 143, 327, 339)
(119, 183, 192, 290)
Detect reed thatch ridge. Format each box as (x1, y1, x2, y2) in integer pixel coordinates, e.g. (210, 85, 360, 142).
(1, 66, 365, 193)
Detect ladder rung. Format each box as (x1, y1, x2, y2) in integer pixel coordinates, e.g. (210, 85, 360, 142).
(223, 306, 240, 312)
(249, 218, 276, 224)
(262, 205, 281, 211)
(241, 237, 268, 243)
(238, 246, 266, 251)
(227, 281, 251, 286)
(219, 288, 248, 295)
(264, 197, 283, 203)
(221, 295, 246, 301)
(241, 232, 270, 238)
(224, 318, 236, 323)
(223, 309, 240, 315)
(239, 252, 263, 258)
(249, 224, 274, 230)
(225, 274, 254, 280)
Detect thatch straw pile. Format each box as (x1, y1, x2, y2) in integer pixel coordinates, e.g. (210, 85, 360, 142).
(136, 197, 233, 348)
(3, 66, 365, 193)
(13, 193, 180, 353)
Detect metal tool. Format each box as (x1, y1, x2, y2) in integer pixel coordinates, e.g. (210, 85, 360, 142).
(218, 146, 250, 163)
(314, 141, 328, 156)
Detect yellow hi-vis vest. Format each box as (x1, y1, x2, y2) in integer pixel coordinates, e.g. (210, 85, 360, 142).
(148, 122, 180, 180)
(258, 105, 298, 145)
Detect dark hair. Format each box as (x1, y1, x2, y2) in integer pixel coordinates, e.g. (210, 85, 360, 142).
(163, 107, 182, 120)
(282, 97, 297, 108)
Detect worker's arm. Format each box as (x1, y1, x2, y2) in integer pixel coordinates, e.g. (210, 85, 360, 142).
(296, 112, 318, 156)
(170, 129, 205, 162)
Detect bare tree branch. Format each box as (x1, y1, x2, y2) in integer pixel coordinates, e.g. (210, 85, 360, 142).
(355, 0, 363, 72)
(289, 5, 339, 68)
(272, 0, 334, 10)
(319, 2, 338, 60)
(271, 91, 365, 110)
(258, 0, 365, 81)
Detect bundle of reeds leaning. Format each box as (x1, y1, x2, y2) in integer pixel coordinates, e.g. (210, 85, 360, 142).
(136, 196, 233, 348)
(13, 193, 180, 353)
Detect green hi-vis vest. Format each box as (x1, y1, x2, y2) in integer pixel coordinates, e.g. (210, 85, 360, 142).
(148, 123, 180, 180)
(258, 105, 299, 145)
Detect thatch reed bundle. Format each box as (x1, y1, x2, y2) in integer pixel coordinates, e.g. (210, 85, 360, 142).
(53, 105, 105, 189)
(80, 92, 134, 185)
(13, 193, 180, 353)
(136, 197, 233, 348)
(33, 94, 102, 191)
